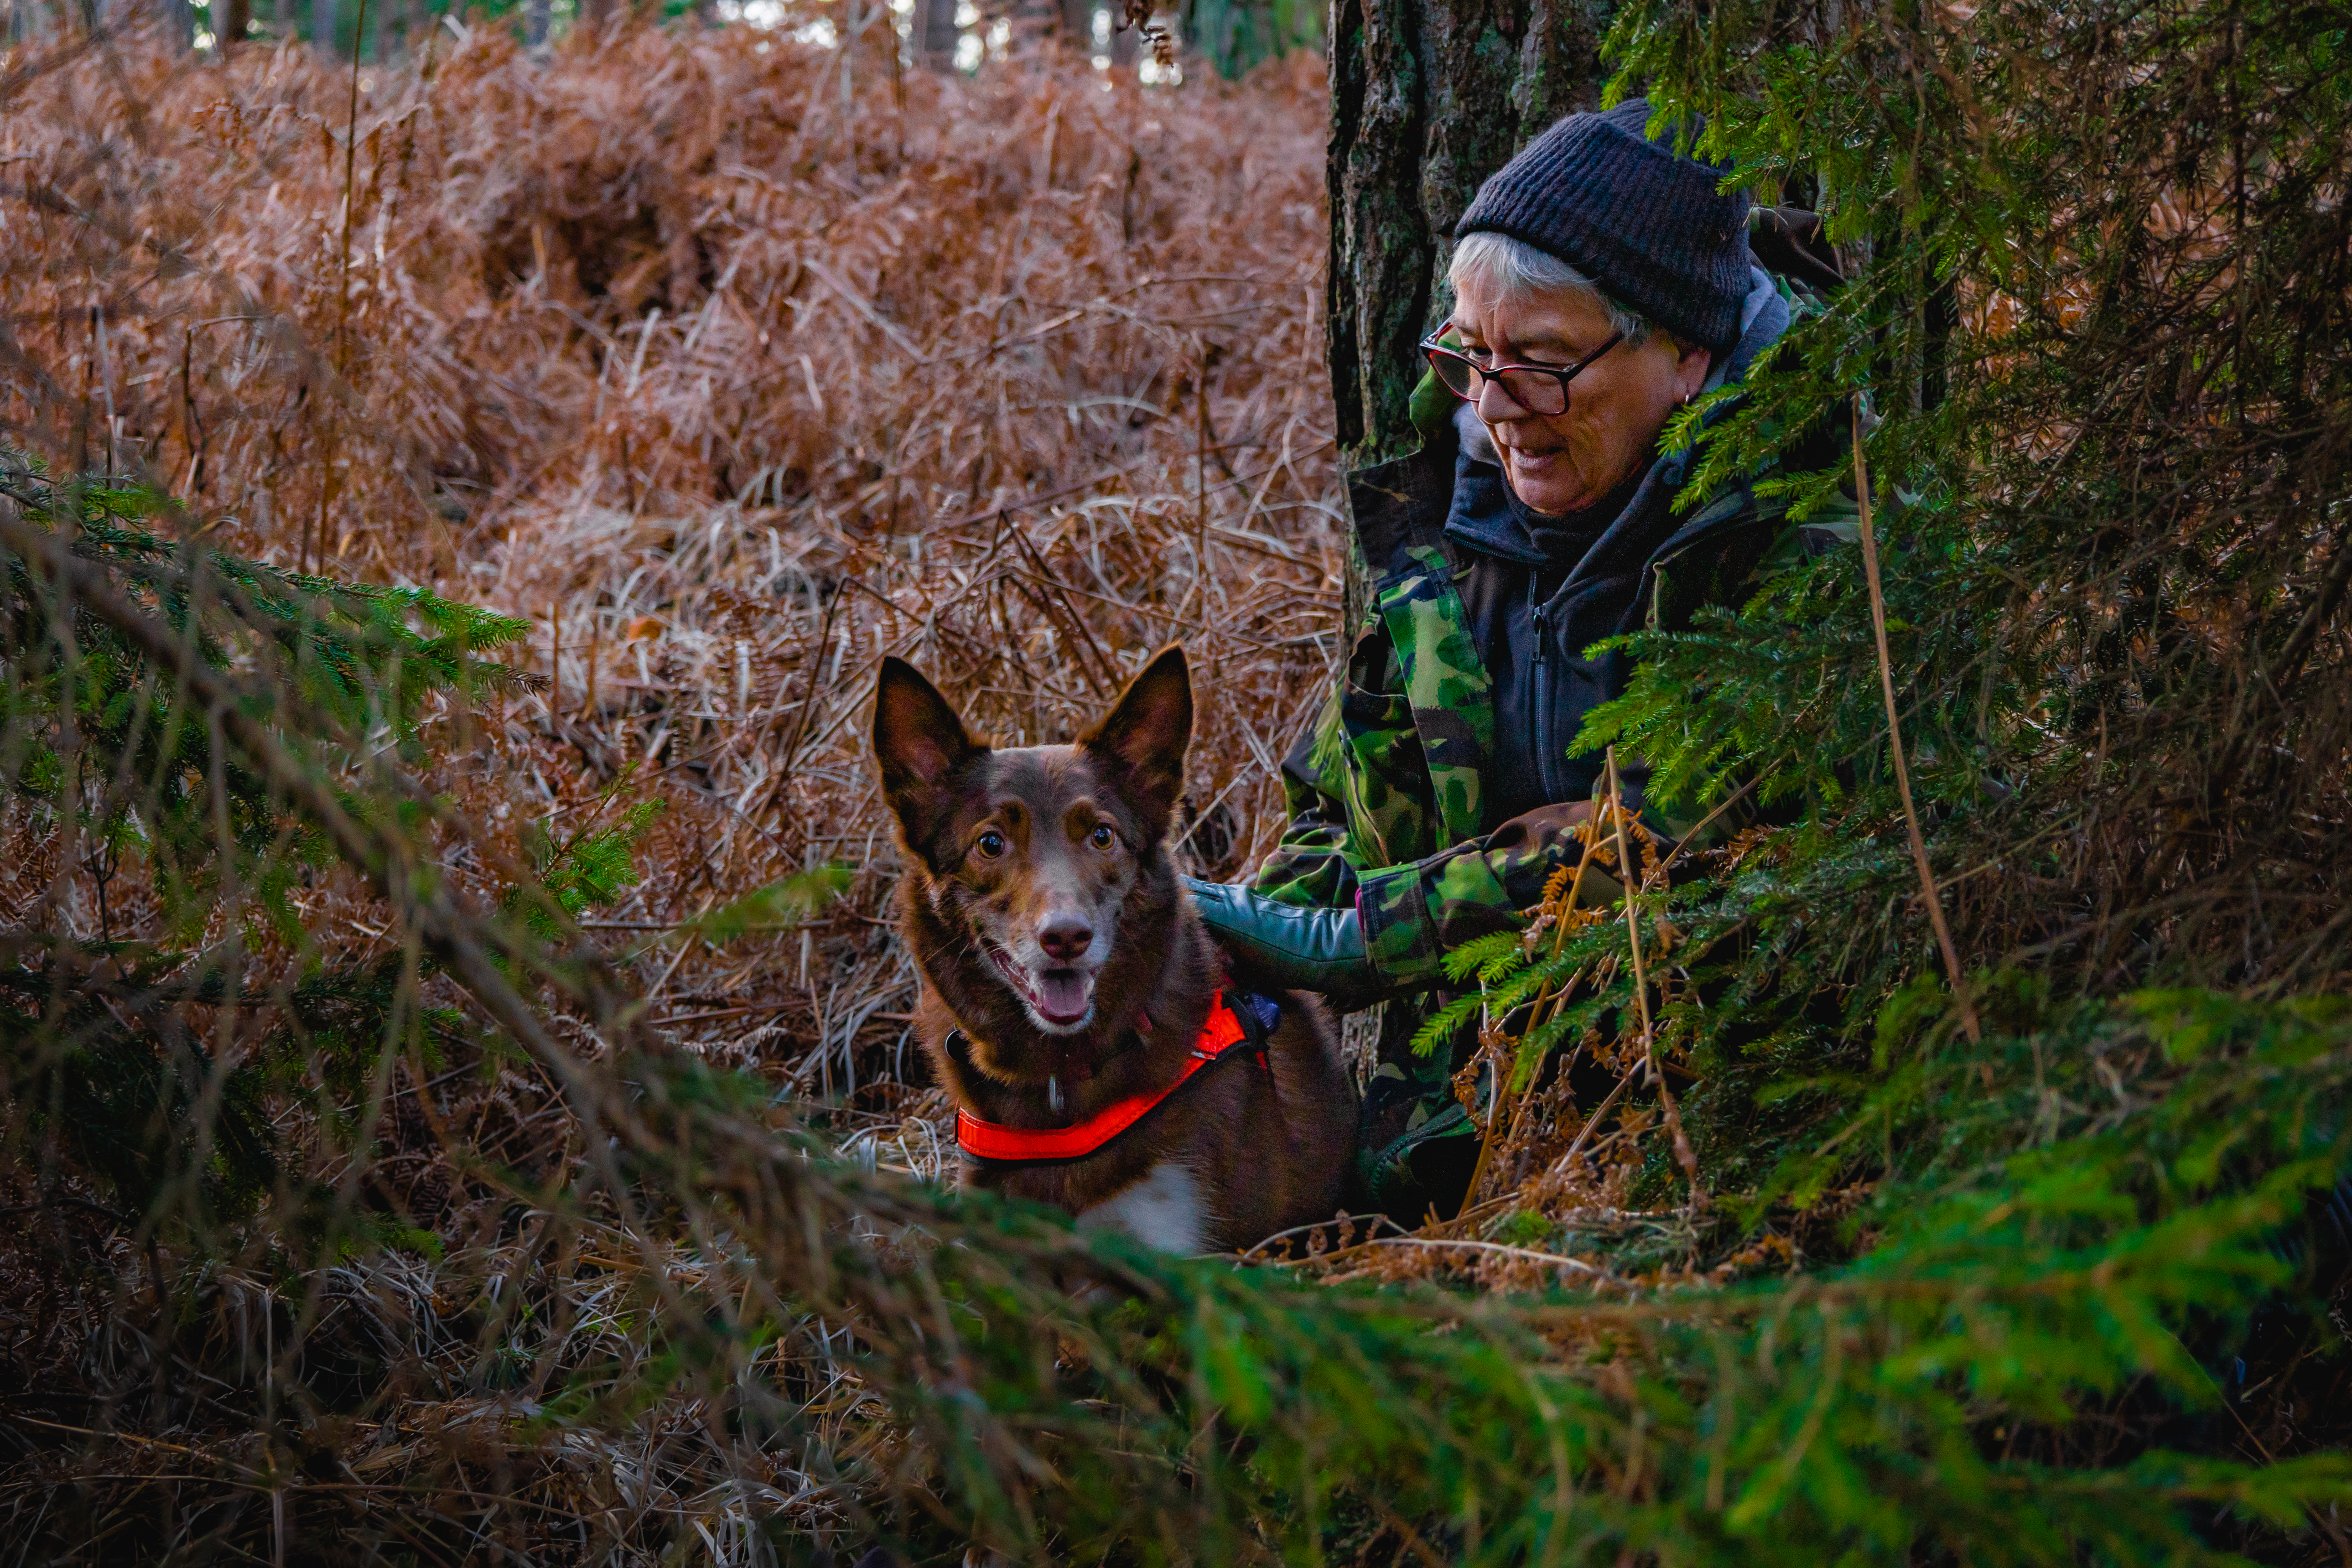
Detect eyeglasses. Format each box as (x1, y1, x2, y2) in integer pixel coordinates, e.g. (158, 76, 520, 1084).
(1420, 330, 1625, 417)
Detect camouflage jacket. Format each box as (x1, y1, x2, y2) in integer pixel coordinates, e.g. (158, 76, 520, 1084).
(1251, 270, 1854, 991)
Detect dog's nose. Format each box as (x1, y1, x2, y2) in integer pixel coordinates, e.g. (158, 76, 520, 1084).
(1037, 914, 1093, 964)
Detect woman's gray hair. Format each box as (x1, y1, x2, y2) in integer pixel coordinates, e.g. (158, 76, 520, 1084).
(1448, 230, 1656, 348)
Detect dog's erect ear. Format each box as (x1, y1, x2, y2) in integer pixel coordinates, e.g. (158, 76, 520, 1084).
(1080, 644, 1192, 841)
(872, 658, 985, 852)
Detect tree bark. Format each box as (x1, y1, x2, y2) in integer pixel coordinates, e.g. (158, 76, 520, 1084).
(917, 0, 956, 66)
(220, 0, 250, 43)
(1325, 0, 1615, 472)
(310, 0, 335, 54)
(1325, 0, 1614, 628)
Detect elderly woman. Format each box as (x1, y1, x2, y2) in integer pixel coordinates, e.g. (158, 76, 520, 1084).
(1185, 100, 1849, 1220)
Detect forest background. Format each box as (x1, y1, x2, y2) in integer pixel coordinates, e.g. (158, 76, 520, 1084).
(3, 0, 2351, 1562)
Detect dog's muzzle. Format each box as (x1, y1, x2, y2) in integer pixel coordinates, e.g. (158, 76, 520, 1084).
(982, 940, 1097, 1032)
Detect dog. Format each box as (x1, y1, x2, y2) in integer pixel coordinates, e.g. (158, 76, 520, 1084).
(871, 644, 1357, 1255)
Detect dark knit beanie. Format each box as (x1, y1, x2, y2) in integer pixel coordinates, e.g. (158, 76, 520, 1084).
(1455, 99, 1752, 358)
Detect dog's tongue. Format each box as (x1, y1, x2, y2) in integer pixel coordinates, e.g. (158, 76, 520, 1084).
(1036, 967, 1092, 1022)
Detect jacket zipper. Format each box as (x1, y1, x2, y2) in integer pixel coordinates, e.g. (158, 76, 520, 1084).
(1529, 587, 1555, 802)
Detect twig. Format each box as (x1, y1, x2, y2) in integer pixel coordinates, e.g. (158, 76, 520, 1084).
(1655, 758, 1779, 877)
(335, 1, 369, 378)
(1610, 748, 1700, 1194)
(1851, 406, 1983, 1045)
(307, 0, 373, 581)
(1544, 1056, 1639, 1183)
(0, 1196, 131, 1225)
(1193, 338, 1210, 623)
(1461, 810, 1612, 1207)
(642, 895, 716, 1006)
(10, 1415, 222, 1463)
(585, 612, 598, 724)
(649, 1003, 787, 1029)
(920, 456, 1155, 532)
(777, 582, 847, 781)
(999, 512, 1118, 695)
(1237, 1212, 1406, 1263)
(1337, 1236, 1602, 1274)
(1368, 1495, 1451, 1568)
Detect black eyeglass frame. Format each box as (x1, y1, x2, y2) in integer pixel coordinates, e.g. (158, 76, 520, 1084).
(1419, 329, 1626, 416)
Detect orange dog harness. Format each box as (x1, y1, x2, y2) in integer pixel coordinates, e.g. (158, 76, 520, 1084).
(952, 990, 1270, 1163)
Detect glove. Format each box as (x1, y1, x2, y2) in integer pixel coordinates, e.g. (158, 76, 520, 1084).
(1181, 877, 1385, 1012)
(1350, 800, 1603, 991)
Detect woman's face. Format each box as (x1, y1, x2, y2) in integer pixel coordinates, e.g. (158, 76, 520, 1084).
(1447, 271, 1714, 517)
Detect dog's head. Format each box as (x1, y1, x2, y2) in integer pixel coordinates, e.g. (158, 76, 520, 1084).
(872, 646, 1192, 1038)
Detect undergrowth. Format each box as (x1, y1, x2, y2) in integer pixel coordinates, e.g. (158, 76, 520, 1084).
(3, 0, 2350, 1563)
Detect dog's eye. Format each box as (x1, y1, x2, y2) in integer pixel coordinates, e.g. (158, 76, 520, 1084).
(1088, 825, 1116, 851)
(974, 831, 1006, 860)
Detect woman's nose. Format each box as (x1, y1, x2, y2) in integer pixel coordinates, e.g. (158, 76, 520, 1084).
(1475, 376, 1531, 421)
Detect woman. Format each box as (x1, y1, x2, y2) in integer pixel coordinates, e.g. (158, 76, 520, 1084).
(1185, 99, 1852, 1220)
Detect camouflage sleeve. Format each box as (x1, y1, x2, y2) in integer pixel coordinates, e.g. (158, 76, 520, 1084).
(1249, 610, 1445, 909)
(1765, 483, 1859, 568)
(1246, 684, 1363, 910)
(1354, 802, 1592, 990)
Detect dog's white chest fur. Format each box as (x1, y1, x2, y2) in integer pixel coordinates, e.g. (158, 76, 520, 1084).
(1075, 1161, 1208, 1255)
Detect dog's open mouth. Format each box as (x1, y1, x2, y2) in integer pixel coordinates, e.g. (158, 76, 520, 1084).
(981, 941, 1095, 1032)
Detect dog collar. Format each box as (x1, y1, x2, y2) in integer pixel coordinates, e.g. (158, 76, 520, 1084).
(951, 990, 1268, 1164)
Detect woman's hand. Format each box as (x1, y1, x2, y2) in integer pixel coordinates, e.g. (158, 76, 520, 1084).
(1181, 878, 1386, 1013)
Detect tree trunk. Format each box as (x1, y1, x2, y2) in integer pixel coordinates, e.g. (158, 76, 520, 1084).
(1058, 0, 1092, 50)
(1008, 0, 1053, 49)
(917, 0, 956, 66)
(1325, 0, 1614, 628)
(524, 0, 547, 45)
(220, 0, 250, 43)
(1325, 0, 1614, 472)
(310, 0, 335, 53)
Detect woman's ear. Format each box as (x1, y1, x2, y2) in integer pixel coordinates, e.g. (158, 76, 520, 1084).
(1672, 338, 1714, 403)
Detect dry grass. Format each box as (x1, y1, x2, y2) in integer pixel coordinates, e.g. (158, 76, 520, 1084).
(3, 12, 1343, 1106)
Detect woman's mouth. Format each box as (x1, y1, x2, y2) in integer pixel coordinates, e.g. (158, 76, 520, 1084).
(982, 941, 1095, 1032)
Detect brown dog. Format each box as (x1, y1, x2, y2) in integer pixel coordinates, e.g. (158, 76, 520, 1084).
(871, 645, 1357, 1254)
